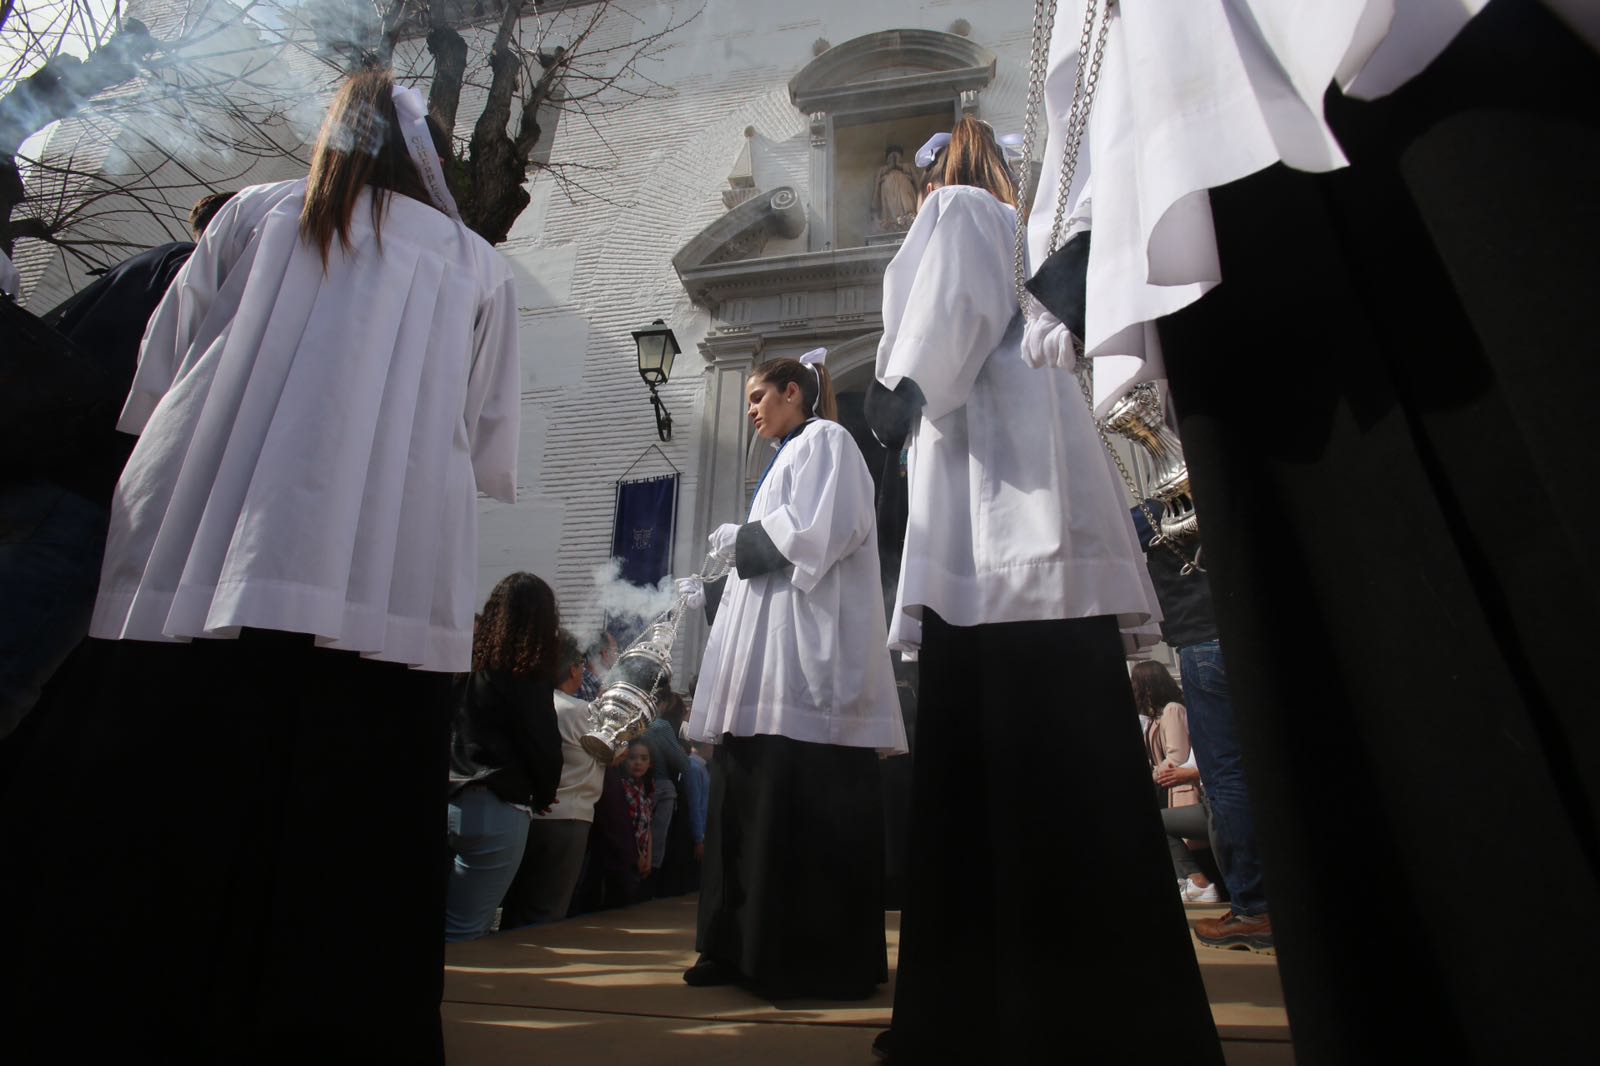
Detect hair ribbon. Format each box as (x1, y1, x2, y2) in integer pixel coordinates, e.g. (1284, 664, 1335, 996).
(800, 347, 827, 414)
(915, 132, 952, 169)
(391, 85, 462, 222)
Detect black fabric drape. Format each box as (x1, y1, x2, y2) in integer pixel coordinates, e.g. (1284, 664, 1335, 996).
(1156, 3, 1600, 1061)
(0, 631, 453, 1065)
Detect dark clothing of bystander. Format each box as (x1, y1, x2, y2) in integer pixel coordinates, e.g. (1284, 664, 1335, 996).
(448, 670, 561, 811)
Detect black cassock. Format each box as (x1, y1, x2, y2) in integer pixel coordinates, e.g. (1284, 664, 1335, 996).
(1147, 3, 1600, 1062)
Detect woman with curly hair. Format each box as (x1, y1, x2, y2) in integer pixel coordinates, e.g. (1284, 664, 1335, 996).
(444, 572, 564, 941)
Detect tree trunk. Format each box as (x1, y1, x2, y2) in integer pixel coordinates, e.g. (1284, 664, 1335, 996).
(426, 26, 468, 137)
(461, 2, 530, 245)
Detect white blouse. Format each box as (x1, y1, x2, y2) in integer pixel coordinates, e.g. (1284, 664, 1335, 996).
(877, 185, 1159, 651)
(89, 178, 521, 673)
(688, 419, 907, 754)
(1027, 0, 1489, 414)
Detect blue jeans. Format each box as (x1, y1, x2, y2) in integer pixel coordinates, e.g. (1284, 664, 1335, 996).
(444, 784, 530, 941)
(1178, 639, 1268, 917)
(0, 482, 107, 738)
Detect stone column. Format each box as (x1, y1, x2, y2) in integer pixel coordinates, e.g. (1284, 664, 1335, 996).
(680, 331, 760, 669)
(808, 111, 831, 253)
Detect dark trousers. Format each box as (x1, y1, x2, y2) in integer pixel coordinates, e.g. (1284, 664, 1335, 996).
(1157, 4, 1600, 1060)
(0, 631, 452, 1065)
(889, 611, 1223, 1063)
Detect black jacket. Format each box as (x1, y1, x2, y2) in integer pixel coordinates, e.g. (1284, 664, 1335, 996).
(1131, 503, 1218, 650)
(448, 669, 562, 810)
(43, 242, 197, 503)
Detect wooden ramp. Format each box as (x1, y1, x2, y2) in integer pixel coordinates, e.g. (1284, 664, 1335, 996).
(443, 896, 1293, 1064)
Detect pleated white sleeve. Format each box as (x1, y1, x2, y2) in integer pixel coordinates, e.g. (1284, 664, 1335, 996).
(464, 275, 520, 503)
(756, 426, 875, 596)
(876, 186, 1020, 421)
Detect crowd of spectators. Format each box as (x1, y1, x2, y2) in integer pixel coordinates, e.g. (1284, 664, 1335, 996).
(443, 591, 710, 940)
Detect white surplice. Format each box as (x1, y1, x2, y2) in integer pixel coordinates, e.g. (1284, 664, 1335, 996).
(89, 178, 521, 673)
(1027, 0, 1490, 414)
(876, 185, 1159, 652)
(688, 419, 907, 754)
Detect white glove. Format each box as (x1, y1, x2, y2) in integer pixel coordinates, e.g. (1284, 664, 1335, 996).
(708, 523, 739, 558)
(677, 576, 706, 610)
(1021, 304, 1079, 371)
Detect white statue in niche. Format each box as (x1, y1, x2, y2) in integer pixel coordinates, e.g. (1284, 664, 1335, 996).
(872, 145, 919, 232)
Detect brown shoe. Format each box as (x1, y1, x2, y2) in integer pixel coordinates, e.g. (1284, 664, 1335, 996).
(1194, 911, 1275, 955)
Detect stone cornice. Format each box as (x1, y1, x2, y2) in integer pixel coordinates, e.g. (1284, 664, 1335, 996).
(677, 243, 900, 308)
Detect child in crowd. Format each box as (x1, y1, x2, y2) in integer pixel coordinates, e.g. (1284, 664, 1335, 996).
(580, 739, 654, 910)
(622, 740, 655, 880)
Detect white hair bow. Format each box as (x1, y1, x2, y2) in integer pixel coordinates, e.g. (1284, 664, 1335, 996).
(915, 132, 951, 169)
(391, 85, 462, 222)
(800, 347, 827, 367)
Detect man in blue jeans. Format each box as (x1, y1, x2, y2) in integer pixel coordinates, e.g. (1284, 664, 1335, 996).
(1133, 506, 1271, 953)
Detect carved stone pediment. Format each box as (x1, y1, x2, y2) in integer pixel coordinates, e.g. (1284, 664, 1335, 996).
(673, 186, 807, 276)
(789, 29, 996, 114)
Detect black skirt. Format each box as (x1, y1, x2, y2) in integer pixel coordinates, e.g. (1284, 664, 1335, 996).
(888, 612, 1222, 1063)
(697, 732, 888, 996)
(0, 630, 453, 1065)
(1155, 3, 1600, 1061)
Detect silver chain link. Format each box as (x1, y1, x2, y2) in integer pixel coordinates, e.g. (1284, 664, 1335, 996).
(1012, 0, 1204, 576)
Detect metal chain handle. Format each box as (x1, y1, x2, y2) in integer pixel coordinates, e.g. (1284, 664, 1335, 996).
(1011, 0, 1204, 577)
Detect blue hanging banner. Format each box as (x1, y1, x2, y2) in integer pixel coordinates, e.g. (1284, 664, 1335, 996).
(611, 473, 679, 588)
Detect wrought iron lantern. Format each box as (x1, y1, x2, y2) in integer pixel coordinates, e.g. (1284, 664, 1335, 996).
(633, 318, 680, 442)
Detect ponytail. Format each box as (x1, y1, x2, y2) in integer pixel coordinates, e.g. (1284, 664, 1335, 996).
(922, 116, 1018, 208)
(753, 358, 838, 423)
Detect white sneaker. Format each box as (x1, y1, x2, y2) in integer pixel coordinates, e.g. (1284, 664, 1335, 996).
(1181, 877, 1220, 903)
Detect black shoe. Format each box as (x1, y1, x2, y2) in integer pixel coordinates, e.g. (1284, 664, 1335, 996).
(682, 955, 738, 987)
(872, 1029, 894, 1062)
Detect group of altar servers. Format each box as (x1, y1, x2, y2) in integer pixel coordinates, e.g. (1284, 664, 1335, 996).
(1, 1, 1594, 1061)
(686, 1, 1600, 1061)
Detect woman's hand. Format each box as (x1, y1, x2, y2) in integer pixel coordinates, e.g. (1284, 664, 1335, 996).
(637, 849, 651, 876)
(1154, 764, 1201, 789)
(677, 576, 706, 609)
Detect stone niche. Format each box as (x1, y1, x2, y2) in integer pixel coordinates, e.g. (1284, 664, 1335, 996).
(790, 29, 996, 253)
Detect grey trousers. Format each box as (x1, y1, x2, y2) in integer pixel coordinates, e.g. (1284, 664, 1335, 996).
(500, 818, 590, 928)
(650, 793, 676, 872)
(1161, 801, 1212, 881)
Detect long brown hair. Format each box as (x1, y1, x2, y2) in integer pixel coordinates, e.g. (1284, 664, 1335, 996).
(922, 116, 1018, 208)
(472, 572, 562, 682)
(1129, 660, 1183, 718)
(752, 357, 838, 422)
(300, 69, 447, 267)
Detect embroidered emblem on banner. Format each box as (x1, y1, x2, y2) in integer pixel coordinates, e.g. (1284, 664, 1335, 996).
(633, 528, 654, 549)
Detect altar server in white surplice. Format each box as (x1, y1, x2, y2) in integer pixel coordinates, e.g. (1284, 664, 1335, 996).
(0, 71, 518, 1065)
(1018, 3, 1600, 1062)
(681, 350, 905, 1000)
(867, 118, 1220, 1066)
